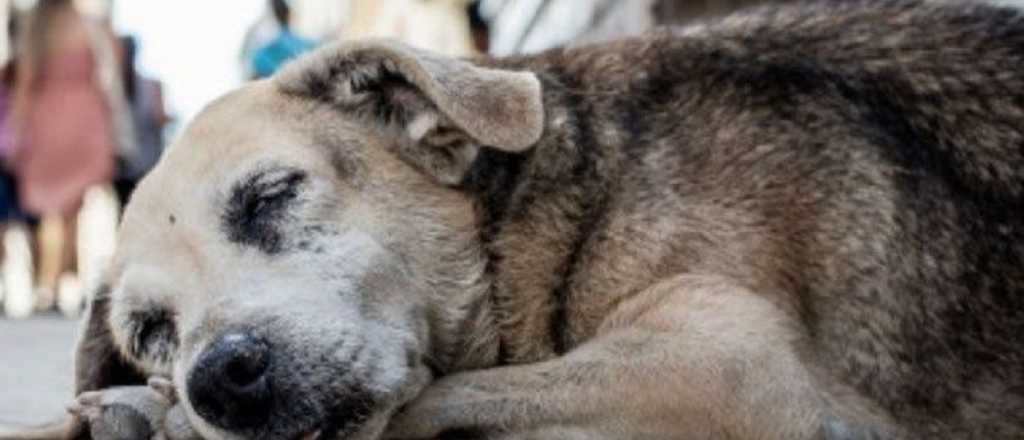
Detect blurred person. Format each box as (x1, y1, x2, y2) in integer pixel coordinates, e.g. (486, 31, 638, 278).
(0, 5, 34, 319)
(71, 183, 117, 317)
(61, 34, 171, 317)
(115, 35, 168, 202)
(249, 0, 317, 80)
(7, 0, 130, 314)
(240, 7, 281, 80)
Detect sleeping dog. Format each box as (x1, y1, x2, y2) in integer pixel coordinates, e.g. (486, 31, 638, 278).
(5, 1, 1024, 439)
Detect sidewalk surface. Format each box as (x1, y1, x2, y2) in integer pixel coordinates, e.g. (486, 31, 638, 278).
(0, 316, 79, 426)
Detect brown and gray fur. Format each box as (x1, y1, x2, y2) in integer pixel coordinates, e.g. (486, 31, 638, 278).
(4, 1, 1024, 439)
(653, 0, 797, 23)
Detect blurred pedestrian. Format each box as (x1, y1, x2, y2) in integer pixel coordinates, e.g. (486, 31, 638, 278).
(240, 6, 280, 81)
(0, 5, 34, 319)
(249, 0, 317, 80)
(115, 35, 169, 202)
(0, 11, 21, 230)
(7, 0, 131, 313)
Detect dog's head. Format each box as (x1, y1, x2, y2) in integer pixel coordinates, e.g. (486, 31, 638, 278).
(75, 40, 544, 440)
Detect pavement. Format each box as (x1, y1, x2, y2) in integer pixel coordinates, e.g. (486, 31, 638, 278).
(0, 315, 80, 427)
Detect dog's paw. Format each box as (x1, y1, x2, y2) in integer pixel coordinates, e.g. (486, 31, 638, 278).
(66, 377, 201, 440)
(383, 377, 498, 440)
(163, 404, 202, 440)
(383, 384, 459, 439)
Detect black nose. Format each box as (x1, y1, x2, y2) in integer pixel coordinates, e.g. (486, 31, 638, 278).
(187, 332, 272, 430)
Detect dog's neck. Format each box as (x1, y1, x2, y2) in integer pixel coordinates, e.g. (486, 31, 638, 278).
(456, 62, 623, 365)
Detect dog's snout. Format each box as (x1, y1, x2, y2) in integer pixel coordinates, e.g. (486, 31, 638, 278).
(187, 332, 273, 430)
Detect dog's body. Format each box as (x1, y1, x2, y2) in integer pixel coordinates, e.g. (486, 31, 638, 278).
(459, 1, 1024, 436)
(408, 1, 1024, 436)
(4, 1, 1023, 439)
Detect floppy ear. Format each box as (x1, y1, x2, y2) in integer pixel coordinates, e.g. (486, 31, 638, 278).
(276, 39, 545, 185)
(74, 285, 146, 394)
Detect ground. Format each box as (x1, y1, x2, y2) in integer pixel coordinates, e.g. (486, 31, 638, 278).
(0, 316, 79, 426)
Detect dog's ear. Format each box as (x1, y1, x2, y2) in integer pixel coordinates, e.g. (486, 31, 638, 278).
(74, 285, 146, 394)
(277, 39, 545, 185)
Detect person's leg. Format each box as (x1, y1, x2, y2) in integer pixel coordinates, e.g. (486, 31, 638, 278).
(34, 213, 64, 311)
(62, 211, 77, 274)
(70, 184, 121, 314)
(2, 222, 35, 318)
(56, 210, 83, 316)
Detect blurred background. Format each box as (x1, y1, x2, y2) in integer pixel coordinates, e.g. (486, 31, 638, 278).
(0, 0, 1022, 427)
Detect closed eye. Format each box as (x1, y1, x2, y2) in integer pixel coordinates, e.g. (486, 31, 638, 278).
(248, 170, 306, 214)
(221, 166, 308, 254)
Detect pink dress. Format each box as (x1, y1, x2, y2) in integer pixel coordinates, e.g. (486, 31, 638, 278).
(17, 46, 114, 216)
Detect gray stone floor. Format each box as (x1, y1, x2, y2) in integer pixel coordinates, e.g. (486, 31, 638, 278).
(0, 316, 79, 426)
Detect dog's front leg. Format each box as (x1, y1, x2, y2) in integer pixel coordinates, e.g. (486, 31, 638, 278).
(385, 275, 828, 440)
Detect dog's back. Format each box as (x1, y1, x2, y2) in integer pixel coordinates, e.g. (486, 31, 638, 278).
(480, 1, 1023, 436)
(699, 2, 1024, 435)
